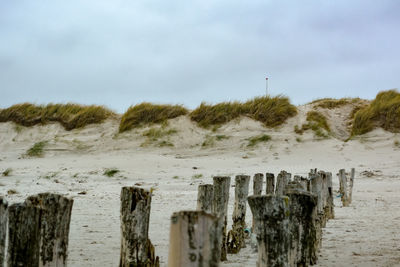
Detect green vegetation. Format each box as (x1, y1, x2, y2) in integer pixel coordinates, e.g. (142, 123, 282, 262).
(119, 103, 188, 132)
(0, 103, 114, 130)
(2, 168, 12, 176)
(202, 135, 216, 148)
(296, 137, 302, 142)
(394, 140, 400, 148)
(247, 134, 271, 147)
(103, 168, 120, 177)
(190, 95, 297, 128)
(352, 90, 400, 135)
(311, 98, 360, 109)
(215, 135, 230, 141)
(26, 141, 47, 157)
(295, 111, 330, 138)
(141, 127, 177, 147)
(192, 174, 203, 179)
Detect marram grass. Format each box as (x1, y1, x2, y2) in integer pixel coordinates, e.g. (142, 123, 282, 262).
(190, 95, 297, 128)
(352, 89, 400, 135)
(119, 103, 188, 132)
(0, 103, 114, 130)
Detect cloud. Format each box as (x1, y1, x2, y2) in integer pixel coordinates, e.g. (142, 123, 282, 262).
(1, 0, 399, 112)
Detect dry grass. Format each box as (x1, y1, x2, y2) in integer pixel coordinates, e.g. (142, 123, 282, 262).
(119, 103, 188, 132)
(247, 134, 271, 147)
(295, 111, 330, 138)
(190, 95, 297, 128)
(310, 98, 361, 109)
(352, 90, 400, 135)
(0, 103, 114, 130)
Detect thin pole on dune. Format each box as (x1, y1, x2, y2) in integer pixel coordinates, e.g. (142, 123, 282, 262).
(265, 76, 269, 96)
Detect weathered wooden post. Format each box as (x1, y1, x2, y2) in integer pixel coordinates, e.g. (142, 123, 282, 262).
(338, 169, 349, 207)
(253, 173, 263, 195)
(25, 193, 74, 267)
(228, 175, 250, 254)
(248, 195, 290, 267)
(168, 211, 221, 267)
(349, 168, 355, 204)
(265, 173, 275, 194)
(310, 173, 323, 264)
(326, 172, 335, 219)
(197, 184, 214, 213)
(286, 189, 317, 267)
(276, 170, 288, 196)
(212, 176, 231, 261)
(7, 203, 42, 267)
(120, 186, 159, 267)
(0, 196, 7, 265)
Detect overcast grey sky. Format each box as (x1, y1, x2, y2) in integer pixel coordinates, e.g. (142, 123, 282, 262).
(1, 0, 399, 112)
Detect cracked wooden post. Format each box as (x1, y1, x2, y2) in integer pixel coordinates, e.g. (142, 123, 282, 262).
(212, 176, 231, 261)
(310, 173, 323, 263)
(326, 172, 335, 219)
(253, 173, 263, 195)
(7, 203, 42, 267)
(197, 184, 214, 213)
(25, 193, 74, 267)
(265, 173, 275, 194)
(168, 211, 221, 267)
(0, 196, 7, 265)
(228, 175, 250, 254)
(120, 186, 159, 267)
(252, 173, 263, 231)
(338, 169, 349, 207)
(276, 170, 288, 196)
(286, 189, 317, 267)
(349, 168, 355, 204)
(248, 195, 290, 267)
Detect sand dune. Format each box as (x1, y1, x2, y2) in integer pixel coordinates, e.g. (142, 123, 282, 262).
(0, 103, 399, 266)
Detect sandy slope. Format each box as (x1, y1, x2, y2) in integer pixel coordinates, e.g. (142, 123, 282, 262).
(0, 106, 399, 266)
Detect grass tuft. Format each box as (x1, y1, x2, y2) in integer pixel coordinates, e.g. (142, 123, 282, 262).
(352, 90, 400, 135)
(295, 111, 330, 138)
(247, 134, 271, 147)
(0, 103, 114, 130)
(2, 168, 12, 176)
(103, 168, 120, 177)
(190, 95, 297, 128)
(311, 98, 360, 109)
(119, 103, 188, 132)
(26, 141, 47, 157)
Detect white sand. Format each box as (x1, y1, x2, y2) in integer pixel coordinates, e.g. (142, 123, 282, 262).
(1, 106, 400, 266)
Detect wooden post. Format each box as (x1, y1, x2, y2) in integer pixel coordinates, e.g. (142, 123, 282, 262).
(253, 173, 263, 195)
(212, 176, 231, 261)
(248, 195, 290, 267)
(168, 211, 221, 267)
(7, 203, 42, 267)
(286, 189, 317, 267)
(276, 170, 288, 196)
(326, 172, 335, 219)
(310, 173, 323, 263)
(25, 193, 74, 267)
(265, 173, 275, 194)
(228, 175, 250, 254)
(197, 184, 214, 213)
(349, 168, 355, 204)
(120, 186, 159, 267)
(0, 196, 8, 265)
(338, 169, 349, 207)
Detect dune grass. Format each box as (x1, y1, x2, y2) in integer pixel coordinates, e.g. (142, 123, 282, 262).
(103, 168, 120, 177)
(310, 98, 360, 109)
(190, 95, 297, 128)
(0, 103, 114, 130)
(352, 90, 400, 135)
(295, 111, 330, 138)
(26, 141, 47, 157)
(119, 103, 188, 132)
(247, 134, 271, 147)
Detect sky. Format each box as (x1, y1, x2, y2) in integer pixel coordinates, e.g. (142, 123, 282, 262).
(1, 0, 399, 113)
